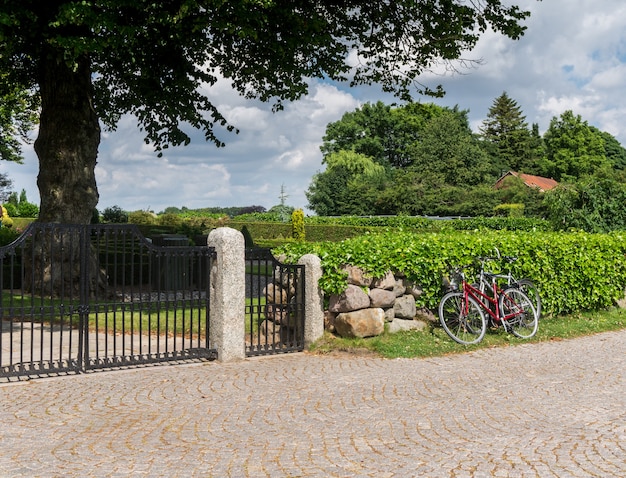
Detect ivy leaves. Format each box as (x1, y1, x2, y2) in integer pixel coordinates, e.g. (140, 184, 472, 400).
(279, 230, 626, 316)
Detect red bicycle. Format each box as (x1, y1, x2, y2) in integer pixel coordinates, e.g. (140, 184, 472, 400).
(439, 264, 538, 345)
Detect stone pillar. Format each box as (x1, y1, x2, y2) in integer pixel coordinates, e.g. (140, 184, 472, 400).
(208, 227, 245, 362)
(298, 254, 324, 347)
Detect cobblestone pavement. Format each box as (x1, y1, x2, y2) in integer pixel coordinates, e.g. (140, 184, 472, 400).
(1, 330, 625, 477)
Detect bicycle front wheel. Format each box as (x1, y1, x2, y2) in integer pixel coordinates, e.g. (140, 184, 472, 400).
(499, 288, 538, 339)
(439, 292, 486, 345)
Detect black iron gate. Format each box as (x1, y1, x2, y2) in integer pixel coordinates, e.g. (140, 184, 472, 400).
(0, 223, 216, 381)
(245, 248, 305, 356)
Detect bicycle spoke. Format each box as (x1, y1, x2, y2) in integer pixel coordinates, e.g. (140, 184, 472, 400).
(499, 288, 538, 339)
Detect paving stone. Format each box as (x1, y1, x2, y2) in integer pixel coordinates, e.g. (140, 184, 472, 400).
(0, 330, 624, 477)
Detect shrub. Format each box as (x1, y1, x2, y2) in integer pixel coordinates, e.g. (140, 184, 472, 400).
(0, 226, 20, 245)
(16, 201, 39, 218)
(291, 209, 305, 241)
(157, 213, 183, 228)
(4, 203, 17, 217)
(494, 203, 525, 217)
(128, 210, 157, 225)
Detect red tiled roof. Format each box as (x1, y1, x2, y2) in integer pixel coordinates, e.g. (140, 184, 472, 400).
(495, 171, 558, 192)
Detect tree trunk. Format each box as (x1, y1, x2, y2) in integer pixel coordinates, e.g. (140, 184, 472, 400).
(34, 48, 100, 224)
(29, 48, 106, 297)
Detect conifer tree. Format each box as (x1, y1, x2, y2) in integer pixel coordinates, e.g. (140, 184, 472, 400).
(480, 92, 535, 172)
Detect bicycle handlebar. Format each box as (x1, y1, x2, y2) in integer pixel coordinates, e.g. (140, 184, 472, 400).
(476, 255, 518, 264)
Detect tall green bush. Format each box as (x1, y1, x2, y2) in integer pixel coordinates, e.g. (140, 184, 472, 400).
(291, 209, 305, 241)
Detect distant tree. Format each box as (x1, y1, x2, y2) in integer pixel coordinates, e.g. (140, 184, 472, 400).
(540, 111, 609, 181)
(0, 73, 38, 163)
(409, 110, 499, 186)
(543, 177, 626, 232)
(10, 188, 39, 217)
(102, 205, 129, 223)
(306, 150, 385, 215)
(268, 204, 295, 222)
(480, 92, 538, 172)
(0, 172, 12, 202)
(590, 127, 626, 171)
(162, 206, 183, 215)
(237, 205, 266, 216)
(16, 201, 39, 218)
(321, 102, 468, 169)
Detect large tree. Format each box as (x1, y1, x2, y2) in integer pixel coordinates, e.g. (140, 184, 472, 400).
(540, 110, 609, 181)
(0, 1, 531, 224)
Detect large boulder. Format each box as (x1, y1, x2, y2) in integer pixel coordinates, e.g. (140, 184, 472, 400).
(329, 284, 371, 313)
(342, 265, 373, 288)
(369, 288, 396, 308)
(334, 308, 385, 338)
(371, 270, 396, 290)
(393, 294, 417, 319)
(263, 283, 288, 304)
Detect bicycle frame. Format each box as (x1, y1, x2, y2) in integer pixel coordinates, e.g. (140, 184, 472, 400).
(461, 277, 521, 326)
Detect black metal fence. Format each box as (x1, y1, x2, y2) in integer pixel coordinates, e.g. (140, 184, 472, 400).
(245, 248, 305, 356)
(0, 223, 216, 381)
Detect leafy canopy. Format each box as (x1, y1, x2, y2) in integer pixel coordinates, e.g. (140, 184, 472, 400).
(0, 1, 531, 157)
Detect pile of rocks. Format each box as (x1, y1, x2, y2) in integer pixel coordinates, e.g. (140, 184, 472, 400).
(325, 265, 435, 338)
(259, 267, 301, 343)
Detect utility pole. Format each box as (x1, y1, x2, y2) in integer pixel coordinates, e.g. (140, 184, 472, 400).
(278, 184, 289, 222)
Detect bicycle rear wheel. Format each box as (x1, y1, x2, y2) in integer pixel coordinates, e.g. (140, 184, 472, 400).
(439, 292, 486, 345)
(499, 288, 538, 339)
(515, 279, 541, 320)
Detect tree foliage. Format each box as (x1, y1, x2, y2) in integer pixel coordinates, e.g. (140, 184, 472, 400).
(308, 102, 502, 216)
(540, 110, 609, 181)
(0, 73, 38, 163)
(543, 177, 626, 232)
(479, 91, 542, 172)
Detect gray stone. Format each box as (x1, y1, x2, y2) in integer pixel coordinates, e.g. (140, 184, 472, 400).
(416, 308, 437, 323)
(264, 282, 288, 305)
(272, 267, 297, 294)
(342, 265, 373, 287)
(324, 310, 337, 332)
(393, 278, 407, 297)
(329, 284, 371, 313)
(387, 318, 428, 334)
(384, 308, 395, 322)
(265, 304, 299, 328)
(405, 280, 424, 299)
(259, 319, 281, 342)
(393, 294, 417, 319)
(371, 271, 396, 290)
(334, 308, 385, 338)
(369, 288, 397, 308)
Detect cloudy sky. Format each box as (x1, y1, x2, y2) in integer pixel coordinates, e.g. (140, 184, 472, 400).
(4, 0, 626, 214)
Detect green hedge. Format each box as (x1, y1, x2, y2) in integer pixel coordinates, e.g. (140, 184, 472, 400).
(275, 230, 626, 316)
(304, 215, 552, 232)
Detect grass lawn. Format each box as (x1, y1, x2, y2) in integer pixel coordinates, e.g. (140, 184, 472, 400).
(309, 307, 626, 359)
(2, 292, 267, 338)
